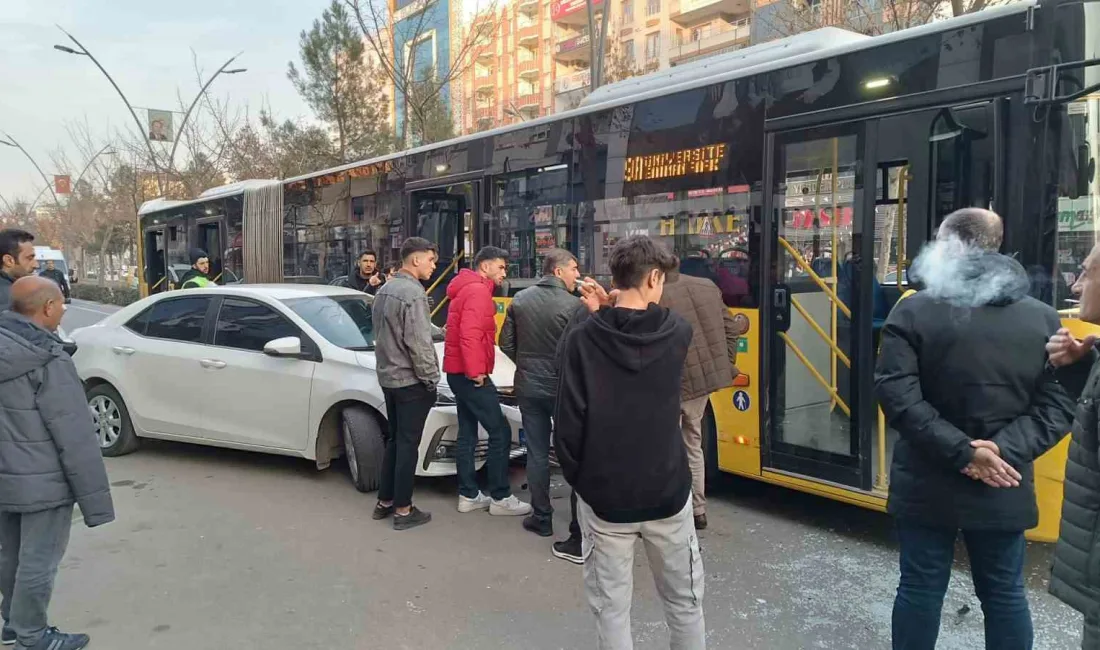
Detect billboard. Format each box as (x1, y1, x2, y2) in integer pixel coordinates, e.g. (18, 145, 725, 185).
(147, 109, 174, 142)
(551, 0, 603, 21)
(54, 175, 71, 195)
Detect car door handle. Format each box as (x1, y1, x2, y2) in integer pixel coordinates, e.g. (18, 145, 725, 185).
(200, 359, 227, 370)
(112, 346, 135, 356)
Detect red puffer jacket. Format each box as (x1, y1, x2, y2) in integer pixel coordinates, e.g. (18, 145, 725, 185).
(443, 268, 497, 378)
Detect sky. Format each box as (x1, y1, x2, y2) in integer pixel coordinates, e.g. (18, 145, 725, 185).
(0, 0, 334, 203)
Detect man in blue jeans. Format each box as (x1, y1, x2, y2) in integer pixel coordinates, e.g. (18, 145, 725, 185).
(875, 208, 1075, 649)
(443, 246, 531, 516)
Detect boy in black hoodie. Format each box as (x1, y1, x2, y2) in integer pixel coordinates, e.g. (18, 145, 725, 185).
(554, 235, 704, 650)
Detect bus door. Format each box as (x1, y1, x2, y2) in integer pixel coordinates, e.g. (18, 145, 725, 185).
(195, 217, 228, 285)
(764, 101, 1004, 492)
(143, 226, 168, 294)
(409, 181, 480, 324)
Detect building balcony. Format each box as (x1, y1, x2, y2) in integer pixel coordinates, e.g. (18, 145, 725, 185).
(517, 59, 540, 78)
(474, 44, 494, 63)
(671, 0, 751, 25)
(517, 24, 541, 46)
(554, 68, 591, 94)
(668, 24, 750, 64)
(517, 0, 539, 14)
(475, 72, 495, 93)
(475, 106, 495, 121)
(514, 92, 541, 109)
(552, 0, 603, 25)
(554, 29, 592, 61)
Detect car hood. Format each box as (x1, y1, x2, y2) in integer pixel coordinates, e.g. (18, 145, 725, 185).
(354, 342, 516, 389)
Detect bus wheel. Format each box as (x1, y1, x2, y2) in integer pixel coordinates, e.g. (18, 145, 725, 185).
(703, 405, 720, 488)
(342, 406, 385, 493)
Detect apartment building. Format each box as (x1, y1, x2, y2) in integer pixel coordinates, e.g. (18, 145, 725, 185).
(456, 0, 763, 133)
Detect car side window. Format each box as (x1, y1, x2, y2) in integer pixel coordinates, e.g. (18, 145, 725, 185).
(214, 298, 298, 352)
(125, 308, 153, 336)
(143, 297, 210, 343)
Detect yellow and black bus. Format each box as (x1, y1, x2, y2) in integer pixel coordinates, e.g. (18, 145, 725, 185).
(138, 0, 1100, 541)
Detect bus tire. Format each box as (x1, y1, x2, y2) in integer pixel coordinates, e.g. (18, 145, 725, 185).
(342, 405, 385, 493)
(703, 404, 720, 488)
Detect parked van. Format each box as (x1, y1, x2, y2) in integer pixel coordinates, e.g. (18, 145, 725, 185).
(33, 246, 72, 303)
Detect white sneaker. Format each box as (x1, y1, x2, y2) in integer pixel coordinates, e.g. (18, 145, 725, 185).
(490, 495, 533, 516)
(458, 491, 492, 513)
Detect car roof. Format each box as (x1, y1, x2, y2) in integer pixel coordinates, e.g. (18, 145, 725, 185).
(165, 284, 365, 301)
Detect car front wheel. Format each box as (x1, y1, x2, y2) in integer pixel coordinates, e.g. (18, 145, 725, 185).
(342, 406, 385, 493)
(87, 383, 139, 457)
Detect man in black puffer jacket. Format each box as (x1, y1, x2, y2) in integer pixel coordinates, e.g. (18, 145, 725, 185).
(1044, 242, 1100, 648)
(499, 248, 581, 539)
(875, 208, 1075, 650)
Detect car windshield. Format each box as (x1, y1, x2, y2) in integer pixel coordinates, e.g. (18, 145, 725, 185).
(283, 295, 374, 350)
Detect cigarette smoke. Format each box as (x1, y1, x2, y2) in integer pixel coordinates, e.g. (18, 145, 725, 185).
(909, 235, 1029, 309)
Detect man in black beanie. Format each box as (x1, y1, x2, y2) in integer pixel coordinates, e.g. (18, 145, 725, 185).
(179, 249, 213, 289)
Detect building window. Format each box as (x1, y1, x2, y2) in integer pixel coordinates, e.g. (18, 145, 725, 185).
(645, 31, 660, 62)
(646, 0, 660, 18)
(623, 39, 635, 66)
(622, 0, 634, 24)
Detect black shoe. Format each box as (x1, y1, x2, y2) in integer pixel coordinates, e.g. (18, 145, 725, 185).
(2, 624, 14, 645)
(22, 627, 89, 650)
(552, 534, 584, 565)
(694, 513, 708, 530)
(372, 502, 394, 520)
(522, 515, 553, 538)
(393, 506, 431, 531)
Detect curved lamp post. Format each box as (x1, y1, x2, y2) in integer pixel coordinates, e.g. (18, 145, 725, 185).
(54, 26, 245, 197)
(0, 133, 61, 212)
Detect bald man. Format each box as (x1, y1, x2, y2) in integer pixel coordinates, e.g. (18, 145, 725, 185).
(0, 276, 113, 650)
(875, 208, 1075, 649)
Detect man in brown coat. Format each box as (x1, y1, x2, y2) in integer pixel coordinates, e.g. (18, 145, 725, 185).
(660, 268, 744, 529)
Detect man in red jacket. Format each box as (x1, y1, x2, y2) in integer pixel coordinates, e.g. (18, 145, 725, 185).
(444, 246, 532, 516)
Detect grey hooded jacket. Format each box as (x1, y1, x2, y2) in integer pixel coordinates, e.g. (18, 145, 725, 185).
(0, 311, 114, 527)
(0, 272, 13, 311)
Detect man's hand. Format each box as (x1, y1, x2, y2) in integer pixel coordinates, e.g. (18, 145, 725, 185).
(961, 440, 1021, 488)
(369, 274, 382, 287)
(579, 277, 618, 313)
(1046, 328, 1097, 368)
(472, 374, 487, 387)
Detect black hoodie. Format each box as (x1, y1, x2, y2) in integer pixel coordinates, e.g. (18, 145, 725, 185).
(554, 303, 693, 523)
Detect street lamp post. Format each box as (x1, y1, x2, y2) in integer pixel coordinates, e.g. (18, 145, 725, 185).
(0, 133, 61, 213)
(54, 26, 245, 198)
(71, 144, 118, 195)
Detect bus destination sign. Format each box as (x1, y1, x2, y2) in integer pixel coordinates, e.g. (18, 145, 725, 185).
(624, 144, 727, 183)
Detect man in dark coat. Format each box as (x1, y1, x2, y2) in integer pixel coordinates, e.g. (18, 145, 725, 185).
(178, 248, 213, 289)
(348, 249, 386, 296)
(1044, 242, 1100, 647)
(0, 229, 38, 311)
(499, 248, 581, 538)
(875, 208, 1075, 650)
(0, 277, 114, 650)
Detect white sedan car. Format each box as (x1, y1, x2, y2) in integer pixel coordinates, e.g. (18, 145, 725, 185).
(69, 284, 525, 492)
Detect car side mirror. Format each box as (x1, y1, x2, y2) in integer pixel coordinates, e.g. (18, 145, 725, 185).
(264, 336, 303, 358)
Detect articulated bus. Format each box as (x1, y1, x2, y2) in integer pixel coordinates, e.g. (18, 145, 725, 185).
(137, 0, 1100, 541)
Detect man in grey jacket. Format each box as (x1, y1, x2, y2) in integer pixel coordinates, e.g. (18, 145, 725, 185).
(0, 230, 39, 311)
(0, 276, 114, 650)
(370, 237, 439, 531)
(499, 249, 581, 539)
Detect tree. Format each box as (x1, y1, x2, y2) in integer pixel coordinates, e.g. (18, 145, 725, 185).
(289, 0, 393, 163)
(346, 0, 502, 147)
(761, 0, 1013, 38)
(227, 110, 344, 181)
(602, 21, 644, 85)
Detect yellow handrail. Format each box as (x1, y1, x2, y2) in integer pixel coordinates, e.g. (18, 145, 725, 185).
(151, 276, 166, 291)
(431, 295, 450, 318)
(426, 251, 465, 296)
(791, 296, 851, 368)
(876, 407, 888, 491)
(778, 332, 851, 417)
(778, 237, 852, 319)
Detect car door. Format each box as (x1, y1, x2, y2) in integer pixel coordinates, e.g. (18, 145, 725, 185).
(121, 295, 216, 439)
(200, 296, 316, 451)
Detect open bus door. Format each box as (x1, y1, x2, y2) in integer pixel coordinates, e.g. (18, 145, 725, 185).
(409, 180, 480, 326)
(763, 99, 1005, 493)
(143, 225, 168, 295)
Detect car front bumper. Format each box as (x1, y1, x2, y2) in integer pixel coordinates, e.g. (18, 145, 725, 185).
(415, 403, 527, 477)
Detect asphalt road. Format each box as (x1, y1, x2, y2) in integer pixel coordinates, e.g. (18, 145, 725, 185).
(56, 300, 1084, 649)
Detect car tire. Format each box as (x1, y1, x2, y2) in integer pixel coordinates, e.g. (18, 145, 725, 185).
(87, 383, 139, 457)
(342, 406, 386, 493)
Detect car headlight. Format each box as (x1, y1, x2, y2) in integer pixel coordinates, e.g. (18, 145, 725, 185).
(435, 383, 456, 406)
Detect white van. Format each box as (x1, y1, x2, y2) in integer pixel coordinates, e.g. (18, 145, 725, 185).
(33, 246, 72, 303)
